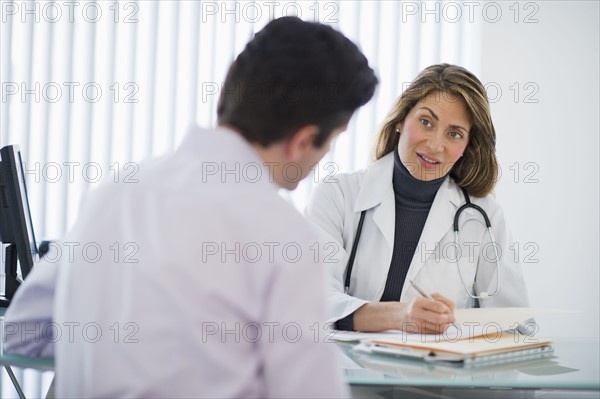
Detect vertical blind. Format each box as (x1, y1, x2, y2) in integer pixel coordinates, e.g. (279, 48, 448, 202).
(0, 1, 480, 396)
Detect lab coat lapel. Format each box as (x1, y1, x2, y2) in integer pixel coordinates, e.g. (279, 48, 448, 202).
(402, 178, 474, 295)
(353, 154, 395, 250)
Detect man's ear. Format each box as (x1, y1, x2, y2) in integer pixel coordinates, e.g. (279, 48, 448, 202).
(285, 125, 320, 162)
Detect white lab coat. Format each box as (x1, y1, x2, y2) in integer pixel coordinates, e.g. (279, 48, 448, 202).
(3, 126, 349, 398)
(305, 152, 529, 324)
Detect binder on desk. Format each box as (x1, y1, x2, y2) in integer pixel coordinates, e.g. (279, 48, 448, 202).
(354, 334, 555, 367)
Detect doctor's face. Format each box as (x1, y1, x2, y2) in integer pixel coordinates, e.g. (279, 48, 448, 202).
(396, 92, 471, 181)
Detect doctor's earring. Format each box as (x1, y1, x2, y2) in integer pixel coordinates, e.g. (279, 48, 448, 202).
(396, 129, 401, 135)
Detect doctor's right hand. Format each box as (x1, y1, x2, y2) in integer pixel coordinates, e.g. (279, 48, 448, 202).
(352, 294, 456, 333)
(402, 293, 456, 334)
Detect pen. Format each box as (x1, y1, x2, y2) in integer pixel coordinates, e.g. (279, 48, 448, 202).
(409, 280, 433, 300)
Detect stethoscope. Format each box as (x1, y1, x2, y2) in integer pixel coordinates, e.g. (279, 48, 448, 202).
(343, 187, 500, 307)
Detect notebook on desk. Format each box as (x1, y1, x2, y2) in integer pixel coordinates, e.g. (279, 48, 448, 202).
(355, 334, 555, 367)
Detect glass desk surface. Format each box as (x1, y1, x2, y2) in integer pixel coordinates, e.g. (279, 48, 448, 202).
(0, 353, 55, 371)
(1, 304, 599, 392)
(339, 337, 600, 390)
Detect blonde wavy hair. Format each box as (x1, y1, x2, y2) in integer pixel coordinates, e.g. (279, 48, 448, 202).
(374, 64, 498, 197)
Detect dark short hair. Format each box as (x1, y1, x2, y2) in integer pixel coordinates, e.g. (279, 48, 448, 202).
(217, 17, 378, 147)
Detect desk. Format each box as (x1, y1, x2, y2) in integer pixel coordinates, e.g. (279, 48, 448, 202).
(0, 353, 54, 371)
(1, 335, 598, 398)
(0, 308, 54, 398)
(340, 338, 600, 398)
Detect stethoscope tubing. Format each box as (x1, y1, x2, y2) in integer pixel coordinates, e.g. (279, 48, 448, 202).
(453, 188, 500, 299)
(344, 210, 366, 294)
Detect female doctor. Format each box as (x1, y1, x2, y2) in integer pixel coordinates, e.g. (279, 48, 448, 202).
(306, 64, 529, 333)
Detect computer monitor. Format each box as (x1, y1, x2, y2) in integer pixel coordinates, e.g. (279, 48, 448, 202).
(0, 145, 38, 307)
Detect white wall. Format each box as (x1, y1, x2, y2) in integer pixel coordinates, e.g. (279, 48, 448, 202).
(480, 1, 599, 338)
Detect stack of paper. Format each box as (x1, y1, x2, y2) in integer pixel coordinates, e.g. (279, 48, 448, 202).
(335, 308, 570, 366)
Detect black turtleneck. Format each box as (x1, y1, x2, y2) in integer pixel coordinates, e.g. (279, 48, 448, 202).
(379, 148, 446, 301)
(335, 148, 447, 331)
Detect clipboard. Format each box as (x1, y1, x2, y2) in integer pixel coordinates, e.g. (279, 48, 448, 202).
(354, 335, 555, 368)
